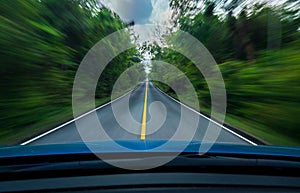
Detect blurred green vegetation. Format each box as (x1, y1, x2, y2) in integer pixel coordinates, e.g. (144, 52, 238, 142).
(150, 0, 300, 145)
(0, 0, 142, 145)
(0, 0, 299, 146)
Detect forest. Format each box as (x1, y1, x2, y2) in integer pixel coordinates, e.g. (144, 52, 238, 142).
(0, 0, 141, 145)
(150, 0, 300, 145)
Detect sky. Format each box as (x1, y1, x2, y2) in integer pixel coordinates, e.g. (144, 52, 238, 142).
(99, 0, 172, 61)
(100, 0, 172, 25)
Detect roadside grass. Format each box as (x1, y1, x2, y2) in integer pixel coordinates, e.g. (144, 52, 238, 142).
(0, 97, 110, 145)
(155, 83, 300, 146)
(0, 81, 137, 146)
(223, 114, 300, 146)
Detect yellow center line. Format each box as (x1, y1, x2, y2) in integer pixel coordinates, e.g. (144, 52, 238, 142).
(140, 82, 148, 140)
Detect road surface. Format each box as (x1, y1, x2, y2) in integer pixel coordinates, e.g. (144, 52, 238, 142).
(22, 82, 257, 146)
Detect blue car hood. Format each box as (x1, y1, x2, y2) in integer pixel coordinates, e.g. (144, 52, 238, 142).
(0, 141, 300, 159)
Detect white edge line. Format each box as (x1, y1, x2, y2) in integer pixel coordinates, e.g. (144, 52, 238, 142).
(152, 83, 258, 146)
(20, 86, 139, 145)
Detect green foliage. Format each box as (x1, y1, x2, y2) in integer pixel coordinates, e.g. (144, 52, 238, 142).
(0, 0, 140, 145)
(220, 49, 300, 145)
(150, 1, 300, 145)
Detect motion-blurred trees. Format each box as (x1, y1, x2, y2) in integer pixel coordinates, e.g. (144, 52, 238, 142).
(169, 0, 299, 62)
(0, 0, 141, 144)
(150, 0, 300, 145)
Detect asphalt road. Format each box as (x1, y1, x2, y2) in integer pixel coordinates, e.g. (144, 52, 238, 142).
(25, 82, 254, 146)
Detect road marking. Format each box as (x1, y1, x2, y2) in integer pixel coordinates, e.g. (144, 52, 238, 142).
(140, 82, 148, 140)
(20, 87, 139, 145)
(152, 83, 258, 146)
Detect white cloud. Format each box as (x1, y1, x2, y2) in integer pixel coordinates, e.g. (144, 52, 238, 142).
(100, 0, 172, 25)
(149, 0, 172, 25)
(100, 0, 153, 24)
